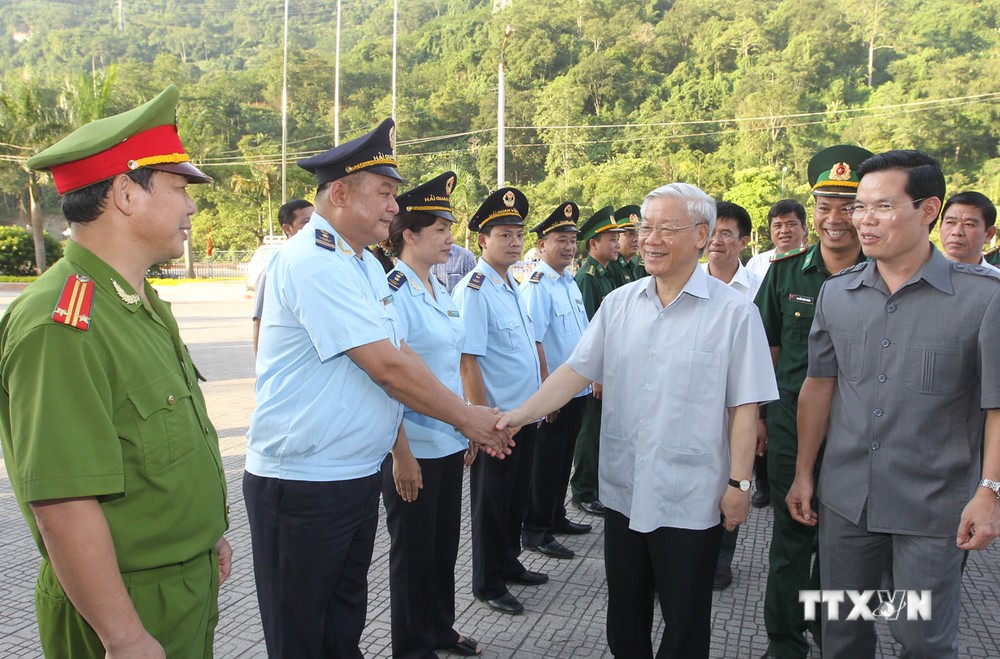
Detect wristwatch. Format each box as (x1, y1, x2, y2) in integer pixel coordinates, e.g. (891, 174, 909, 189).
(728, 478, 751, 492)
(979, 478, 1000, 500)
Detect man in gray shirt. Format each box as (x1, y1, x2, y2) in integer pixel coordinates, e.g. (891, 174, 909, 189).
(788, 150, 1000, 658)
(499, 183, 777, 658)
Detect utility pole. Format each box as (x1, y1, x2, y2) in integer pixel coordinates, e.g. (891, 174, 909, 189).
(281, 0, 289, 204)
(334, 0, 342, 146)
(117, 0, 124, 32)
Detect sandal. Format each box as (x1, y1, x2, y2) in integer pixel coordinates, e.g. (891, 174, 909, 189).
(442, 635, 482, 656)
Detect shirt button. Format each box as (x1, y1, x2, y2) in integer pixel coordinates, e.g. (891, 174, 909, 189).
(644, 385, 653, 392)
(975, 266, 984, 272)
(877, 374, 887, 383)
(881, 338, 890, 348)
(874, 408, 884, 417)
(166, 395, 176, 405)
(886, 303, 896, 313)
(794, 311, 801, 318)
(871, 441, 880, 450)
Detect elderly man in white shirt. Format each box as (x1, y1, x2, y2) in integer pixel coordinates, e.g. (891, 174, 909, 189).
(499, 183, 777, 658)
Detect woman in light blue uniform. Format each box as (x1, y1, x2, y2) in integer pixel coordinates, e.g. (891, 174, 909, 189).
(381, 172, 482, 658)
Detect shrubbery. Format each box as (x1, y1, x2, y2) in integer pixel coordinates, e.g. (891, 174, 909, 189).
(0, 226, 64, 275)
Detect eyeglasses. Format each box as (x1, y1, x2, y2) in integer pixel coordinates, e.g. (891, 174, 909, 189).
(710, 230, 739, 242)
(849, 198, 927, 221)
(637, 223, 697, 239)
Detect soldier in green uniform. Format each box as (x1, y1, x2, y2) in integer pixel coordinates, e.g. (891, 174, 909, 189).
(754, 145, 871, 659)
(612, 204, 645, 283)
(570, 206, 624, 515)
(0, 86, 231, 657)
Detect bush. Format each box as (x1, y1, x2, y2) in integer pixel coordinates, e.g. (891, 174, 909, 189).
(0, 226, 64, 275)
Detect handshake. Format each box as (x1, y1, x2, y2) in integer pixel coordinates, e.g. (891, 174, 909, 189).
(456, 405, 530, 460)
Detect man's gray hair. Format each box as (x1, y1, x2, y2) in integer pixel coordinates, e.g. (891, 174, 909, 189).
(640, 182, 717, 236)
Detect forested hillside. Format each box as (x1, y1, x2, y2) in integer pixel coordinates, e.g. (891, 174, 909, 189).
(1, 0, 998, 256)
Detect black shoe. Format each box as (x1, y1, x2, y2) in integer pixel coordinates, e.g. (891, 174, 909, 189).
(479, 592, 524, 614)
(506, 569, 549, 586)
(571, 498, 606, 516)
(713, 567, 733, 590)
(751, 490, 771, 508)
(760, 652, 778, 659)
(554, 519, 592, 535)
(524, 539, 575, 559)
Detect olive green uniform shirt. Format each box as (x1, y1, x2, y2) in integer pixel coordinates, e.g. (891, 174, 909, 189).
(625, 255, 645, 282)
(575, 255, 617, 319)
(607, 254, 635, 289)
(0, 241, 227, 626)
(753, 243, 865, 393)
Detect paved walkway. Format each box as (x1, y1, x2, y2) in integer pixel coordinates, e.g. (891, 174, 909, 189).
(0, 281, 997, 658)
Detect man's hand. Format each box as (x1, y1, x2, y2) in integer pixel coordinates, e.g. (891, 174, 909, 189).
(544, 409, 559, 424)
(457, 405, 514, 458)
(495, 408, 526, 437)
(720, 487, 751, 531)
(216, 536, 233, 586)
(785, 475, 818, 526)
(392, 450, 423, 502)
(957, 490, 1000, 550)
(464, 443, 479, 467)
(592, 382, 603, 400)
(104, 625, 165, 658)
(756, 418, 768, 456)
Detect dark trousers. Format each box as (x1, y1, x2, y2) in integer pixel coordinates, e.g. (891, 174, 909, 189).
(381, 451, 464, 659)
(523, 396, 584, 545)
(717, 525, 738, 572)
(764, 392, 821, 659)
(470, 423, 537, 599)
(243, 471, 380, 659)
(570, 395, 602, 502)
(755, 451, 770, 494)
(604, 509, 722, 659)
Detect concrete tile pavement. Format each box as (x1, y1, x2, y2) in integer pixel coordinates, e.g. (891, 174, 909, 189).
(0, 281, 997, 658)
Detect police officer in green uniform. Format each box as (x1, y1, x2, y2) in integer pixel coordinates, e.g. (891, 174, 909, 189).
(0, 86, 231, 658)
(754, 145, 871, 659)
(570, 206, 624, 515)
(611, 204, 644, 284)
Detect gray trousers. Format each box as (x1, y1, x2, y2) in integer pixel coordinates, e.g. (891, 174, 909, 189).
(818, 504, 964, 659)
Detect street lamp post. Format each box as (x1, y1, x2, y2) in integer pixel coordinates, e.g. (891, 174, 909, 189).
(497, 24, 513, 189)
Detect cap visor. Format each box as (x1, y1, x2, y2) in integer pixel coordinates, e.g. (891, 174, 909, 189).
(367, 165, 407, 184)
(149, 162, 213, 184)
(811, 187, 857, 199)
(427, 209, 457, 223)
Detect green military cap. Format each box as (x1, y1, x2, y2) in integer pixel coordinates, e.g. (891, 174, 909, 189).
(808, 145, 874, 199)
(614, 205, 641, 229)
(27, 85, 211, 195)
(579, 205, 624, 243)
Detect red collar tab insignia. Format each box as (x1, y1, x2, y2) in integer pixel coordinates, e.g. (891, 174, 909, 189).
(468, 272, 486, 290)
(445, 176, 456, 196)
(564, 204, 573, 218)
(830, 162, 851, 181)
(503, 191, 516, 208)
(529, 270, 544, 284)
(52, 275, 95, 331)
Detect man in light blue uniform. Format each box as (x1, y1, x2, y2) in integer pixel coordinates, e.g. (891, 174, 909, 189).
(453, 187, 544, 615)
(244, 120, 512, 658)
(520, 201, 593, 560)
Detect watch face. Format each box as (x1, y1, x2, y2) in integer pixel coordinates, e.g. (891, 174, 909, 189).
(740, 480, 751, 491)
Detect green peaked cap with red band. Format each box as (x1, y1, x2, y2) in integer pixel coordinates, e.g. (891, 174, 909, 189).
(27, 85, 211, 195)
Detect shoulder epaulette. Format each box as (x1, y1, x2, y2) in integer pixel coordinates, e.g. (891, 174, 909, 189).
(315, 229, 337, 251)
(830, 261, 869, 278)
(586, 264, 596, 276)
(529, 271, 544, 284)
(952, 262, 1000, 279)
(984, 245, 1000, 256)
(771, 247, 808, 263)
(468, 272, 485, 291)
(51, 274, 94, 331)
(387, 270, 407, 291)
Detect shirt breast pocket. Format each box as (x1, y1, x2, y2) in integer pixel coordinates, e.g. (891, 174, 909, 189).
(831, 331, 866, 382)
(494, 316, 524, 352)
(780, 297, 816, 345)
(127, 375, 200, 476)
(553, 302, 574, 336)
(904, 340, 964, 394)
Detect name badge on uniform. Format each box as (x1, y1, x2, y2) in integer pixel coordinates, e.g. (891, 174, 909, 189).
(381, 294, 394, 306)
(788, 294, 815, 305)
(575, 298, 584, 307)
(447, 309, 460, 318)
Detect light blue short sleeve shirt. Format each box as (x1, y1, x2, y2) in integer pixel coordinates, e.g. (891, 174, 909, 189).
(247, 213, 403, 481)
(566, 267, 778, 532)
(520, 261, 591, 398)
(389, 260, 467, 459)
(452, 259, 542, 410)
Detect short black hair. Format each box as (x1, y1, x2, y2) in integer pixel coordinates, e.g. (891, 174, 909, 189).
(62, 168, 157, 224)
(858, 150, 946, 229)
(942, 191, 996, 230)
(767, 199, 806, 226)
(715, 201, 752, 238)
(278, 199, 313, 226)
